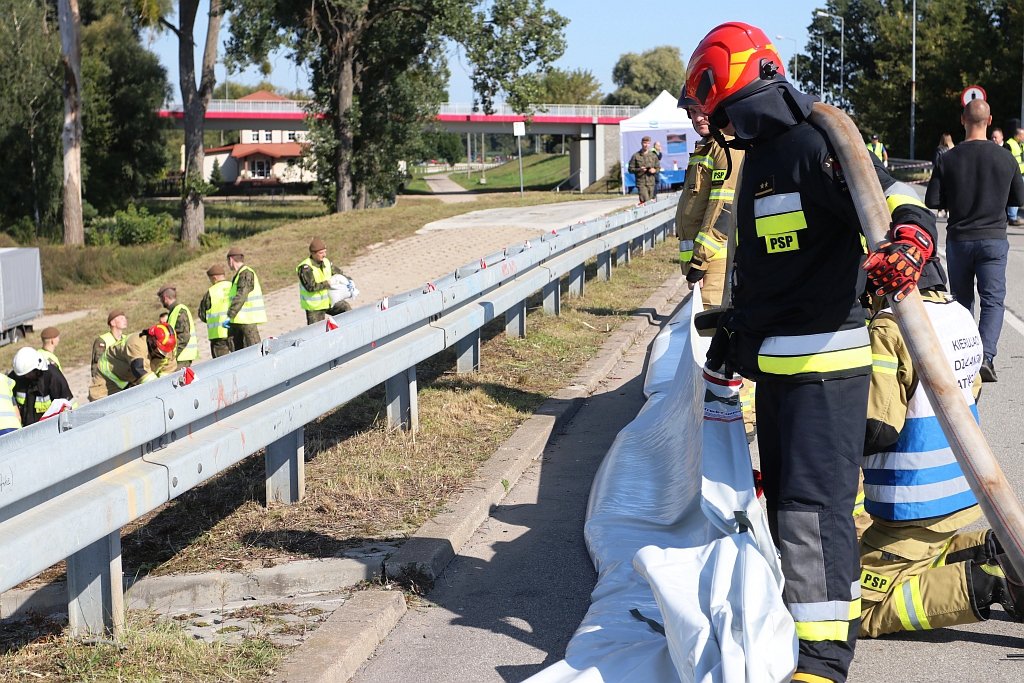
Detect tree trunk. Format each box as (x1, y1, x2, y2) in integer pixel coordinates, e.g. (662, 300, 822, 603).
(58, 0, 84, 246)
(334, 46, 356, 213)
(177, 0, 222, 247)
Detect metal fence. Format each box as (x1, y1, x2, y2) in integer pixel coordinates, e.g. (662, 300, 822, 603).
(0, 199, 677, 636)
(160, 101, 643, 119)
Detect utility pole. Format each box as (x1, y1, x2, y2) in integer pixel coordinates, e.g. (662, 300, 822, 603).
(911, 0, 917, 159)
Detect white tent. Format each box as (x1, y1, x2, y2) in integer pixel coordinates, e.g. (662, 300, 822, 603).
(620, 90, 699, 193)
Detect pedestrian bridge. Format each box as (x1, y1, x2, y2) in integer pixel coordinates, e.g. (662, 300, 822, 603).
(158, 101, 642, 189)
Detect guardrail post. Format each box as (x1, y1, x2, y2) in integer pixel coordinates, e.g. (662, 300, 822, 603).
(543, 280, 561, 316)
(568, 264, 585, 298)
(265, 428, 305, 504)
(505, 300, 526, 338)
(67, 530, 124, 638)
(385, 366, 419, 431)
(597, 250, 612, 281)
(616, 242, 630, 266)
(456, 331, 481, 373)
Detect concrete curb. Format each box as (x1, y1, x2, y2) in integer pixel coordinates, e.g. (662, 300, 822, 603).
(272, 590, 407, 683)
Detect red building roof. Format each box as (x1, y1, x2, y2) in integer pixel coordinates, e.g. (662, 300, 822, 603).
(230, 142, 305, 159)
(237, 90, 290, 102)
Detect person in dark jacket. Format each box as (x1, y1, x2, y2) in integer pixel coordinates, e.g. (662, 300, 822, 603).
(8, 347, 74, 427)
(925, 99, 1024, 382)
(684, 22, 941, 682)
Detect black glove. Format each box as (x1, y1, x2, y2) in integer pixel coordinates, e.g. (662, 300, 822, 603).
(705, 311, 736, 378)
(685, 264, 706, 284)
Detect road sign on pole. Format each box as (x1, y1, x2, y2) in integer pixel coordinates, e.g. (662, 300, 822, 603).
(513, 121, 526, 196)
(960, 85, 987, 107)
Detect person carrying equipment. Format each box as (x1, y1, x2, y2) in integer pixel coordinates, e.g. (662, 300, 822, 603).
(198, 264, 233, 358)
(857, 282, 1024, 636)
(89, 323, 177, 401)
(297, 237, 352, 325)
(685, 21, 941, 682)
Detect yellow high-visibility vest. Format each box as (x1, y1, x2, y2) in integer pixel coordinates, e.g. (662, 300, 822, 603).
(229, 265, 267, 325)
(867, 141, 886, 162)
(98, 337, 130, 390)
(0, 375, 21, 433)
(296, 257, 332, 311)
(167, 303, 199, 362)
(206, 281, 232, 340)
(1007, 138, 1024, 174)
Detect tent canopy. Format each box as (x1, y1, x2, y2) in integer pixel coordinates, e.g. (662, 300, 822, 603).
(620, 90, 699, 192)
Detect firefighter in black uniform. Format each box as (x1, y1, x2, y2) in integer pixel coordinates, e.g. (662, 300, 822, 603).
(683, 22, 941, 683)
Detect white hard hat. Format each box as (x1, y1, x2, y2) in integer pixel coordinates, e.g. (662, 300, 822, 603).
(12, 347, 48, 376)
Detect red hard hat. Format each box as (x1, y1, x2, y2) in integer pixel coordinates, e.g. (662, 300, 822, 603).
(148, 322, 176, 355)
(681, 22, 784, 117)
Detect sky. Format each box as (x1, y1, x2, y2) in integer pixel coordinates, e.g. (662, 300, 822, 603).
(149, 1, 834, 104)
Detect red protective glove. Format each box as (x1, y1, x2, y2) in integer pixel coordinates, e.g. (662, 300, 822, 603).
(862, 224, 934, 303)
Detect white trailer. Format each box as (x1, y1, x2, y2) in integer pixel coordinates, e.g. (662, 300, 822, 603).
(0, 248, 44, 346)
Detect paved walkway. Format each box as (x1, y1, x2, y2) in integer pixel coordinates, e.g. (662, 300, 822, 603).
(58, 198, 635, 400)
(423, 173, 479, 203)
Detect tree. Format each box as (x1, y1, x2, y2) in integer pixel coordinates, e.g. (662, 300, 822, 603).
(604, 46, 685, 106)
(58, 0, 85, 245)
(796, 0, 1020, 160)
(209, 157, 222, 187)
(0, 0, 63, 237)
(149, 0, 222, 247)
(534, 67, 603, 105)
(80, 11, 170, 214)
(228, 0, 567, 212)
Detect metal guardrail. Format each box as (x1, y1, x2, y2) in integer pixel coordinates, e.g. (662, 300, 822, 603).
(0, 199, 678, 636)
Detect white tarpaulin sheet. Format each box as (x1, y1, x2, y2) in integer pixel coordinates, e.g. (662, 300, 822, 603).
(527, 287, 797, 683)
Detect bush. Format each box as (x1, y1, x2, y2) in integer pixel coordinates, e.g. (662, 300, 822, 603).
(40, 243, 199, 291)
(112, 205, 173, 246)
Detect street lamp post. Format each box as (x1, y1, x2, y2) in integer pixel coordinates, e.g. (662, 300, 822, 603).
(911, 0, 917, 159)
(776, 35, 799, 84)
(816, 10, 845, 104)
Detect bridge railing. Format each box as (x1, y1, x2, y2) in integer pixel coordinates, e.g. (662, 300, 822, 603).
(160, 100, 643, 119)
(0, 198, 678, 636)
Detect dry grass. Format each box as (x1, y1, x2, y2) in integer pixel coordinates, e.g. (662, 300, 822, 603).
(0, 610, 283, 682)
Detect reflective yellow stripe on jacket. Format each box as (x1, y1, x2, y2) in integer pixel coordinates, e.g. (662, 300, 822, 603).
(757, 327, 872, 376)
(230, 265, 268, 325)
(0, 375, 21, 432)
(206, 281, 232, 340)
(167, 303, 199, 362)
(297, 257, 332, 311)
(754, 192, 807, 254)
(679, 239, 694, 265)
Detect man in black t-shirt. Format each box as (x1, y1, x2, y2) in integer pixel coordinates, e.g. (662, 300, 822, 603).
(925, 99, 1024, 382)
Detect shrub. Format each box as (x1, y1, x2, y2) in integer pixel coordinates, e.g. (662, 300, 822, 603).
(112, 205, 173, 246)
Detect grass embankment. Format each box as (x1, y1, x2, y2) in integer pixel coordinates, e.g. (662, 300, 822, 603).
(0, 193, 610, 374)
(0, 610, 282, 682)
(450, 153, 571, 192)
(1, 232, 679, 681)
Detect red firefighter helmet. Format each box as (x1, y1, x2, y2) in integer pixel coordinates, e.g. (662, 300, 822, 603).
(148, 322, 176, 356)
(681, 22, 785, 116)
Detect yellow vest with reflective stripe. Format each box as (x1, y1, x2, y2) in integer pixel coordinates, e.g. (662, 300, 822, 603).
(37, 349, 61, 371)
(206, 281, 232, 340)
(1007, 138, 1024, 174)
(867, 141, 886, 161)
(229, 265, 267, 325)
(297, 257, 332, 311)
(99, 332, 117, 348)
(98, 337, 130, 389)
(0, 375, 21, 432)
(167, 303, 199, 362)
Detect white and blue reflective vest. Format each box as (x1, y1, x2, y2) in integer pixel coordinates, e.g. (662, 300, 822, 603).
(863, 295, 981, 521)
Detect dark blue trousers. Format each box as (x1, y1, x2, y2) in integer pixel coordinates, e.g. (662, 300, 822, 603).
(946, 238, 1008, 362)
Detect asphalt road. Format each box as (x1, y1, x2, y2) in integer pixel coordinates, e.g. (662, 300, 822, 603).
(353, 213, 1024, 683)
